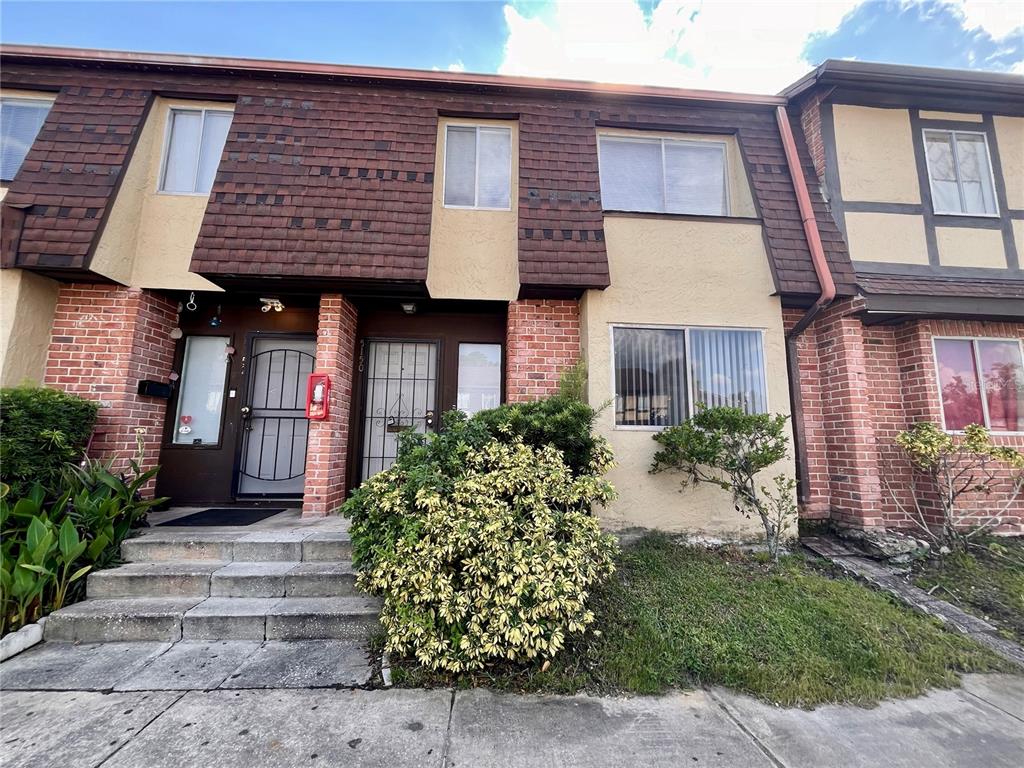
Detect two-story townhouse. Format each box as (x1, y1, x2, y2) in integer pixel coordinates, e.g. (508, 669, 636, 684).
(784, 61, 1024, 534)
(0, 45, 852, 535)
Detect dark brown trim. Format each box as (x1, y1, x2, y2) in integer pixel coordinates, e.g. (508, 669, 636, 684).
(842, 201, 922, 215)
(855, 261, 1024, 279)
(907, 109, 941, 266)
(595, 120, 738, 135)
(820, 100, 846, 239)
(437, 109, 520, 120)
(982, 113, 1021, 271)
(917, 117, 996, 131)
(933, 215, 1004, 230)
(826, 88, 1024, 117)
(861, 294, 1024, 320)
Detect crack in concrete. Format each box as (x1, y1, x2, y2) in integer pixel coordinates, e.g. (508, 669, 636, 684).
(437, 689, 456, 768)
(93, 690, 188, 768)
(707, 689, 789, 768)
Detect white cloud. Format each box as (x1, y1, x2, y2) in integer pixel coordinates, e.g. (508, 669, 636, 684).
(447, 60, 467, 72)
(497, 0, 1023, 94)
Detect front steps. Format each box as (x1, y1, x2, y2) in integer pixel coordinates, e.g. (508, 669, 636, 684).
(44, 530, 378, 644)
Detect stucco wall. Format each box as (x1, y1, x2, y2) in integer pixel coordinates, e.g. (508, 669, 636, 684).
(0, 269, 59, 387)
(1014, 220, 1024, 257)
(994, 116, 1024, 211)
(833, 105, 921, 204)
(425, 117, 519, 300)
(919, 110, 983, 122)
(581, 216, 794, 536)
(845, 212, 929, 264)
(91, 97, 224, 291)
(936, 226, 1007, 268)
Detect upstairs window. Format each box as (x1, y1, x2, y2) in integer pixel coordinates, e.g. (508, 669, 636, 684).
(924, 130, 997, 216)
(934, 337, 1023, 433)
(599, 135, 728, 216)
(443, 125, 512, 209)
(0, 97, 53, 181)
(612, 326, 766, 428)
(160, 108, 233, 194)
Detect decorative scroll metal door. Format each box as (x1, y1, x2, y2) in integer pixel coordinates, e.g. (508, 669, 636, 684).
(360, 340, 438, 480)
(237, 336, 316, 496)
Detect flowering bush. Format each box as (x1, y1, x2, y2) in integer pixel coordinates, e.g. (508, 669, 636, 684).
(342, 411, 618, 672)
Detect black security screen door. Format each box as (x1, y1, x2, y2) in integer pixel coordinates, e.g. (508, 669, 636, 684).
(237, 335, 316, 496)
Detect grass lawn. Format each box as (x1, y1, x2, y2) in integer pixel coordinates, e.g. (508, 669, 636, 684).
(389, 534, 1011, 707)
(912, 537, 1024, 644)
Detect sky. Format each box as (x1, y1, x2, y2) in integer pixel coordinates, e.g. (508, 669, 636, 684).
(1, 0, 1021, 94)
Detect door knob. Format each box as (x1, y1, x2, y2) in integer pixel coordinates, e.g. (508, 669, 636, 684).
(425, 410, 435, 427)
(240, 406, 251, 417)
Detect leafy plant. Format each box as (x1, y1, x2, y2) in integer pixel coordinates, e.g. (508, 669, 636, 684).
(342, 410, 619, 673)
(650, 407, 796, 561)
(0, 386, 99, 498)
(888, 422, 1024, 550)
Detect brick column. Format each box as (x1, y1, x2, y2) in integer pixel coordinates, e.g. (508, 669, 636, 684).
(506, 299, 581, 403)
(44, 283, 177, 495)
(302, 294, 358, 517)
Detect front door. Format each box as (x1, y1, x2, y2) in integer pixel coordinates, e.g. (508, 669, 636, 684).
(237, 335, 316, 496)
(359, 340, 439, 480)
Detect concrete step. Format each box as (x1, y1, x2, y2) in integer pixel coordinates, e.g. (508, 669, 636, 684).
(121, 531, 351, 564)
(88, 562, 358, 599)
(43, 596, 380, 643)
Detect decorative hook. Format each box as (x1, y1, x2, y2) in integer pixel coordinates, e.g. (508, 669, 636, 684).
(186, 292, 198, 311)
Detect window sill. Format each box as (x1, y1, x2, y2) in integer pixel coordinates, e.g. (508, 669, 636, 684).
(156, 190, 213, 198)
(932, 211, 1000, 220)
(603, 210, 761, 224)
(442, 204, 512, 212)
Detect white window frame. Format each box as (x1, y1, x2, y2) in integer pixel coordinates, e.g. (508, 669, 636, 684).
(0, 95, 56, 182)
(597, 133, 731, 217)
(441, 123, 513, 211)
(921, 129, 1000, 218)
(158, 106, 234, 196)
(931, 335, 1024, 435)
(609, 323, 769, 431)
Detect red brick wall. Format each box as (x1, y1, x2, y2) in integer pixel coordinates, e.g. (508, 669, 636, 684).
(301, 294, 358, 517)
(792, 305, 1024, 534)
(795, 92, 826, 182)
(505, 299, 581, 402)
(44, 284, 177, 493)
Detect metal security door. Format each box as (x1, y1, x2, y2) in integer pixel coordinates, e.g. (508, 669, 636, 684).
(360, 340, 438, 480)
(237, 336, 316, 496)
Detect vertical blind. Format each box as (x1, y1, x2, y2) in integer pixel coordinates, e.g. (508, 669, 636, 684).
(443, 125, 512, 208)
(0, 98, 52, 181)
(613, 327, 767, 427)
(924, 130, 997, 215)
(598, 136, 728, 216)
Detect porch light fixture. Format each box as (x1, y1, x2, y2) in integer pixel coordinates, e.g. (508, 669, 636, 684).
(400, 302, 417, 315)
(260, 297, 285, 313)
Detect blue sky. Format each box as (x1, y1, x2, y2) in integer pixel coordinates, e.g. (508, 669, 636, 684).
(2, 1, 1021, 93)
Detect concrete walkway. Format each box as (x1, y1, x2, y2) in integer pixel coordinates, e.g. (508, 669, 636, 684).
(2, 642, 1022, 768)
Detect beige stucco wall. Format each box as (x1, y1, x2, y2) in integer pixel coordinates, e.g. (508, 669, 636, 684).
(919, 110, 983, 122)
(845, 211, 930, 264)
(91, 97, 225, 291)
(994, 116, 1024, 211)
(1014, 220, 1024, 257)
(0, 269, 59, 387)
(581, 216, 794, 536)
(936, 226, 1007, 268)
(833, 105, 921, 204)
(426, 117, 519, 301)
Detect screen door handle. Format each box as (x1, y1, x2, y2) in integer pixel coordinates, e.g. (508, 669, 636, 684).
(425, 410, 435, 428)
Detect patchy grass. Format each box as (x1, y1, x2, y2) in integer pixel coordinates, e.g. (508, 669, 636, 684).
(912, 537, 1024, 644)
(389, 534, 1010, 707)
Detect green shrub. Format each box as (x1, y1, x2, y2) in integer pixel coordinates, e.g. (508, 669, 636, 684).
(0, 387, 99, 498)
(651, 406, 796, 561)
(1, 458, 166, 635)
(343, 412, 618, 672)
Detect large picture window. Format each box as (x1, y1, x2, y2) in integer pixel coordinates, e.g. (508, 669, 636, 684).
(160, 108, 233, 194)
(0, 97, 53, 181)
(934, 337, 1024, 432)
(443, 125, 512, 209)
(598, 135, 728, 216)
(612, 326, 767, 428)
(923, 130, 998, 216)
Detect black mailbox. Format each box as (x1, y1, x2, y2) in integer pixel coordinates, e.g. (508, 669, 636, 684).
(137, 380, 173, 398)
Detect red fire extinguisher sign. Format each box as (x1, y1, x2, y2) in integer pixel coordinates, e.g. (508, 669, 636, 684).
(306, 374, 331, 420)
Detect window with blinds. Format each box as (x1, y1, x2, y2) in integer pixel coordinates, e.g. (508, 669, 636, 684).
(612, 326, 767, 427)
(923, 130, 997, 215)
(0, 97, 53, 182)
(598, 135, 728, 216)
(160, 108, 233, 194)
(443, 125, 512, 209)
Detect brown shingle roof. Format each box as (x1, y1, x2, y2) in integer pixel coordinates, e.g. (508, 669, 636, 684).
(859, 274, 1024, 300)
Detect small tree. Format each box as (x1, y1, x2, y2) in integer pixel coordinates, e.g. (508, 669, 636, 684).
(651, 407, 796, 561)
(889, 422, 1024, 550)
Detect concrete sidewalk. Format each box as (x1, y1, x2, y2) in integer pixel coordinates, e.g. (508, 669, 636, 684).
(1, 644, 1022, 768)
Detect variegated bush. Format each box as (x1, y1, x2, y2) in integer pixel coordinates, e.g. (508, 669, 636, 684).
(342, 410, 618, 672)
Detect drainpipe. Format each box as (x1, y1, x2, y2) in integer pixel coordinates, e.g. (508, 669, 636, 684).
(775, 105, 837, 504)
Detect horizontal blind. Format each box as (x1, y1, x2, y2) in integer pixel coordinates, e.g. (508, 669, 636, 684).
(613, 327, 686, 426)
(444, 126, 477, 206)
(0, 99, 51, 181)
(599, 137, 663, 212)
(664, 141, 726, 215)
(161, 110, 203, 193)
(689, 329, 767, 414)
(477, 128, 511, 208)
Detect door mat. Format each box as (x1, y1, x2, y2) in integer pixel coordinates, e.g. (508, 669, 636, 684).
(157, 508, 286, 527)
